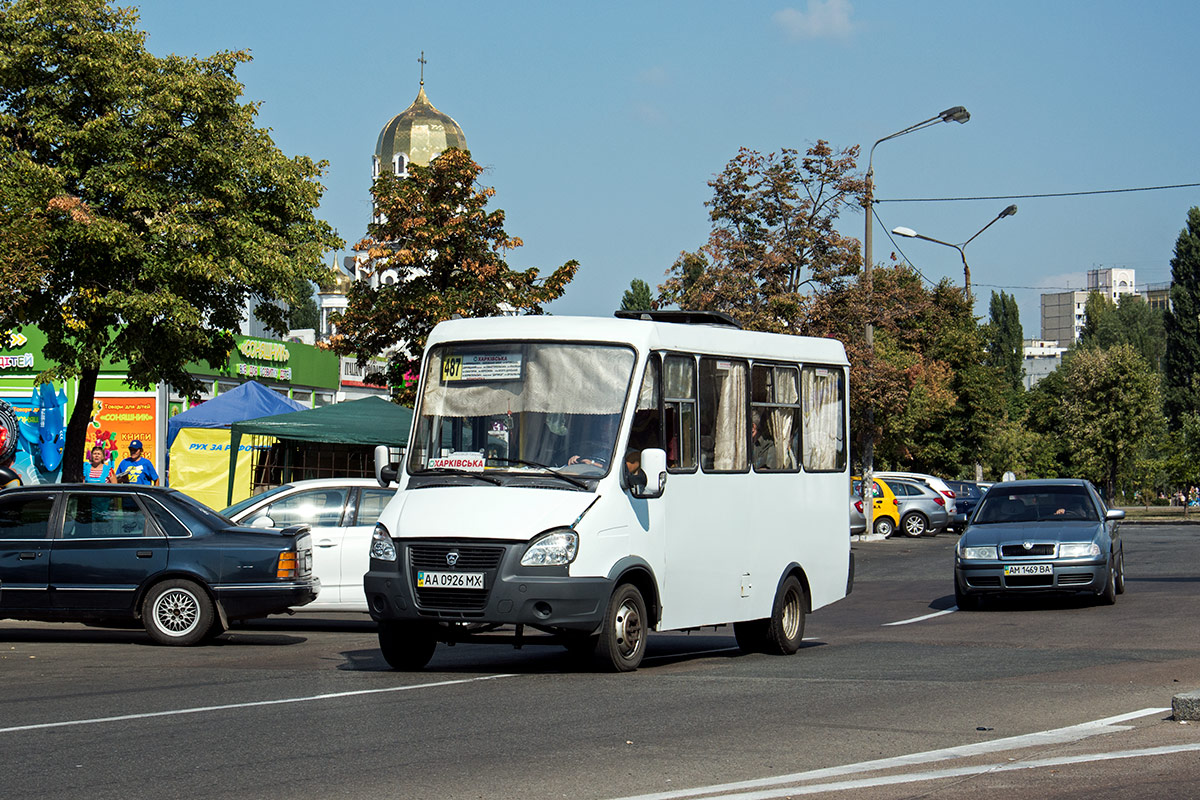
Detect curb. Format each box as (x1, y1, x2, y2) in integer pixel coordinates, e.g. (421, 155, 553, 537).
(1173, 690, 1200, 721)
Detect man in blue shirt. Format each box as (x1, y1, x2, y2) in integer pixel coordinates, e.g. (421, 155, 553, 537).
(115, 440, 159, 485)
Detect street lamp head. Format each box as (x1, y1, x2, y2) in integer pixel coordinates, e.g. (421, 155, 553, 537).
(892, 227, 918, 238)
(1000, 204, 1018, 218)
(939, 106, 971, 124)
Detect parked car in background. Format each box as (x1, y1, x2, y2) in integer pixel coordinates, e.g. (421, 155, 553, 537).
(945, 480, 986, 529)
(874, 471, 956, 516)
(850, 496, 866, 536)
(222, 478, 397, 611)
(853, 477, 900, 538)
(882, 478, 949, 537)
(953, 479, 1125, 609)
(0, 484, 317, 644)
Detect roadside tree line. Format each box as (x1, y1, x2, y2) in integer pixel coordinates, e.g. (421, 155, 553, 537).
(627, 144, 1200, 503)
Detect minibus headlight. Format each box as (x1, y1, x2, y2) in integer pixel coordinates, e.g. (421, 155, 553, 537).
(370, 523, 397, 562)
(957, 544, 997, 560)
(521, 530, 578, 566)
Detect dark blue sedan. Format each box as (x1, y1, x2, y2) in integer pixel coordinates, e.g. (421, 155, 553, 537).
(0, 484, 319, 644)
(954, 479, 1125, 609)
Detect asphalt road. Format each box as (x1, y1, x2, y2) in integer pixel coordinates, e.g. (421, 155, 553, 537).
(2, 523, 1198, 800)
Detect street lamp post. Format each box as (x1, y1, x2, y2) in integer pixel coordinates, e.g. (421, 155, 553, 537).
(892, 204, 1017, 298)
(860, 106, 969, 536)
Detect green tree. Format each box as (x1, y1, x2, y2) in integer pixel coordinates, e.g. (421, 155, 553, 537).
(1024, 365, 1074, 478)
(286, 277, 320, 331)
(804, 267, 1003, 477)
(1163, 206, 1200, 424)
(983, 291, 1024, 400)
(1162, 412, 1200, 497)
(331, 148, 578, 405)
(0, 0, 340, 481)
(1057, 344, 1162, 500)
(659, 142, 865, 331)
(620, 278, 654, 311)
(1079, 291, 1165, 371)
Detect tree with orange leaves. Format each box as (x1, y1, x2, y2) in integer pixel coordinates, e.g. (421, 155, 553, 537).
(331, 148, 578, 405)
(659, 141, 865, 332)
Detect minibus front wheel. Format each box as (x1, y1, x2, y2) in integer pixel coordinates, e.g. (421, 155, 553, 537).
(378, 621, 438, 670)
(597, 583, 647, 672)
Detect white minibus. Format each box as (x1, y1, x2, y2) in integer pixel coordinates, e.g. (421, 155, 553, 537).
(365, 311, 853, 671)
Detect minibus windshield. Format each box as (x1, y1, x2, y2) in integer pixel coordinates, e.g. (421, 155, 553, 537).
(407, 342, 637, 480)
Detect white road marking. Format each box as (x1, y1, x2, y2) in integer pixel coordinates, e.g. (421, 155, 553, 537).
(607, 707, 1171, 800)
(884, 608, 958, 626)
(711, 743, 1200, 799)
(0, 673, 517, 735)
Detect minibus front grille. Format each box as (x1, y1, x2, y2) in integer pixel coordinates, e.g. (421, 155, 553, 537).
(408, 542, 504, 612)
(410, 544, 505, 570)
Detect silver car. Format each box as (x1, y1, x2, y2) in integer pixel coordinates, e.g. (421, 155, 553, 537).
(850, 496, 866, 536)
(881, 478, 949, 537)
(954, 479, 1125, 609)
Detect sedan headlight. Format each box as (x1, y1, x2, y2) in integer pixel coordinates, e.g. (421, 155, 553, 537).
(520, 530, 578, 566)
(1058, 542, 1101, 558)
(370, 523, 397, 562)
(957, 544, 998, 560)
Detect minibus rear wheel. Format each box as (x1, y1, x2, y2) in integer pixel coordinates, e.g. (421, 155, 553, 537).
(596, 583, 647, 672)
(735, 575, 806, 655)
(763, 575, 806, 655)
(378, 621, 437, 670)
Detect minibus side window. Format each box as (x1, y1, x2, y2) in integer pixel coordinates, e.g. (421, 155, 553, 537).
(750, 363, 801, 472)
(662, 355, 697, 471)
(801, 365, 847, 472)
(699, 358, 748, 473)
(627, 356, 662, 452)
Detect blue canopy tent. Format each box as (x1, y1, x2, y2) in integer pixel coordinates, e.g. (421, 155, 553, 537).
(167, 382, 307, 508)
(167, 381, 306, 448)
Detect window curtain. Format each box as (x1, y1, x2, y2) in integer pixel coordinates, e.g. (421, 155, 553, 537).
(802, 368, 841, 470)
(714, 363, 747, 470)
(768, 367, 798, 470)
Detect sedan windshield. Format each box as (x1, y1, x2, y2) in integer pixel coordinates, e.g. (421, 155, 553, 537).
(407, 342, 636, 478)
(973, 486, 1098, 524)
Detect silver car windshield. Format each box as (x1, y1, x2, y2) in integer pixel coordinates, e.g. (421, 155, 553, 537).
(408, 342, 636, 477)
(974, 487, 1098, 524)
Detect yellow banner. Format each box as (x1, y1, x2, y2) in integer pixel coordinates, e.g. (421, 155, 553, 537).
(170, 428, 274, 512)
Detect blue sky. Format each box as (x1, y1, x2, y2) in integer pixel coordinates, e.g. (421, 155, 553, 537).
(133, 0, 1200, 339)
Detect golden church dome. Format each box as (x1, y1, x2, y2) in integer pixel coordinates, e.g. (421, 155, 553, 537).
(375, 83, 467, 172)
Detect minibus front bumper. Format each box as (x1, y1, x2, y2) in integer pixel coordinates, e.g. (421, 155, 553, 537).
(364, 539, 612, 632)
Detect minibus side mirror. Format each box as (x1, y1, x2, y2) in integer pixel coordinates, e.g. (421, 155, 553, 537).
(375, 444, 399, 487)
(631, 448, 667, 499)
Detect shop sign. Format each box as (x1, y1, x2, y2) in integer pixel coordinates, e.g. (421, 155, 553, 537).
(237, 363, 293, 380)
(2, 330, 34, 370)
(238, 339, 290, 362)
(0, 353, 34, 369)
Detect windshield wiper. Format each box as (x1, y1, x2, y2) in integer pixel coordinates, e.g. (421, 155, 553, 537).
(485, 457, 590, 489)
(413, 467, 503, 486)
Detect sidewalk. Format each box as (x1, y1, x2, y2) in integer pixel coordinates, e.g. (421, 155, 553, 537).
(1118, 506, 1200, 524)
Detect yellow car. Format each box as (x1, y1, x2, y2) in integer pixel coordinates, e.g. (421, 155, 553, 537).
(852, 477, 901, 538)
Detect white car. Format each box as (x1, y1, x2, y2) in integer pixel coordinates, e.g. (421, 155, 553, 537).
(873, 471, 957, 517)
(223, 478, 397, 611)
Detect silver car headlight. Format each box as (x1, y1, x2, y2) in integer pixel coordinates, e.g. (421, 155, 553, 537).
(957, 544, 997, 560)
(370, 523, 397, 562)
(520, 530, 578, 566)
(1058, 542, 1101, 558)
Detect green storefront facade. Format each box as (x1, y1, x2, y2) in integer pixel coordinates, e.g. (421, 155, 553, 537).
(0, 327, 338, 483)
